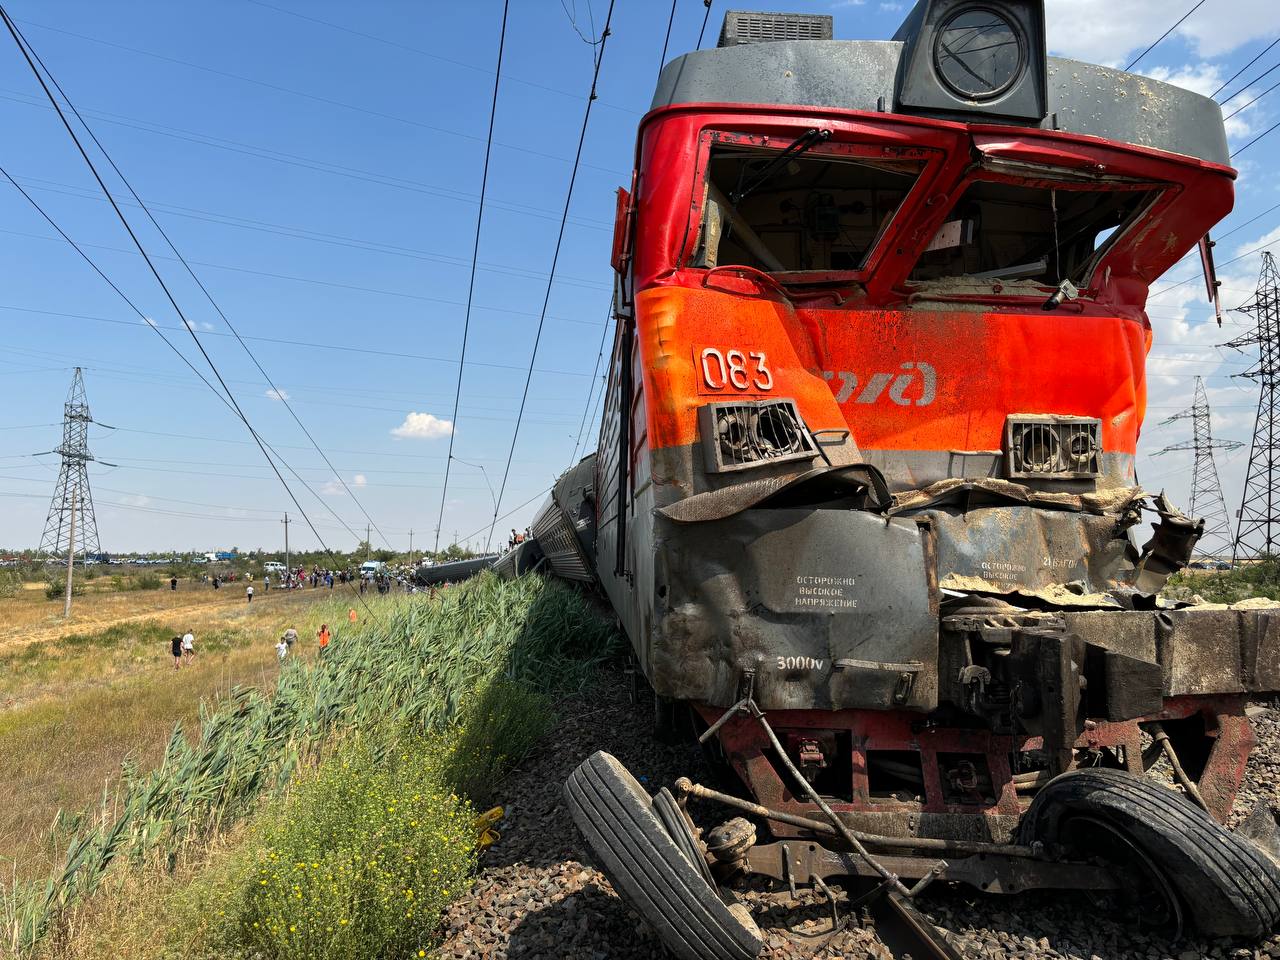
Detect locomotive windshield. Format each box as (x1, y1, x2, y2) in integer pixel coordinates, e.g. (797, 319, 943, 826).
(691, 135, 926, 276)
(909, 179, 1160, 285)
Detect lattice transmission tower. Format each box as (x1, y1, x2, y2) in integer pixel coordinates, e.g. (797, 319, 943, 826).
(1225, 251, 1280, 561)
(1154, 376, 1242, 560)
(38, 367, 103, 559)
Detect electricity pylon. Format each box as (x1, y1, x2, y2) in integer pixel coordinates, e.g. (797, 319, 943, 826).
(1155, 376, 1242, 560)
(38, 368, 103, 559)
(1225, 251, 1280, 561)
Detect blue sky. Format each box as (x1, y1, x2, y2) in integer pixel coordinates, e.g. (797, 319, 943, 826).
(0, 0, 1278, 555)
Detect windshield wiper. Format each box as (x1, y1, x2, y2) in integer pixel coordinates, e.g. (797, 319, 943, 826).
(729, 128, 831, 207)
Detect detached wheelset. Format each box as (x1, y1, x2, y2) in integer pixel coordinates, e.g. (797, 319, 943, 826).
(565, 752, 1280, 959)
(564, 751, 763, 960)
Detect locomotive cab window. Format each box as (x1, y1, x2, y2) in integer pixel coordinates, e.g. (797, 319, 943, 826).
(909, 180, 1159, 286)
(691, 137, 926, 277)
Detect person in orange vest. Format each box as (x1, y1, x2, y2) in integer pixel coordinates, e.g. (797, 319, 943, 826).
(317, 622, 331, 656)
(348, 607, 357, 625)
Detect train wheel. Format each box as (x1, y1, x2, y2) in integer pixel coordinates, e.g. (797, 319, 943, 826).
(1018, 768, 1280, 938)
(564, 750, 764, 960)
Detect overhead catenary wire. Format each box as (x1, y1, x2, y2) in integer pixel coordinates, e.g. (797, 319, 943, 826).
(570, 299, 615, 465)
(696, 0, 714, 50)
(1212, 36, 1280, 98)
(1223, 73, 1280, 120)
(13, 17, 628, 179)
(4, 13, 396, 552)
(657, 0, 678, 78)
(0, 6, 383, 622)
(486, 0, 618, 552)
(1124, 0, 1209, 72)
(0, 166, 386, 561)
(435, 0, 509, 554)
(1232, 118, 1280, 158)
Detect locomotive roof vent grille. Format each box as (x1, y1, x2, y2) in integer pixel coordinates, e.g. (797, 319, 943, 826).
(700, 399, 818, 473)
(717, 11, 833, 47)
(1005, 414, 1100, 480)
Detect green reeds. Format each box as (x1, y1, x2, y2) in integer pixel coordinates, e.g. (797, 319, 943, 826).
(2, 573, 616, 956)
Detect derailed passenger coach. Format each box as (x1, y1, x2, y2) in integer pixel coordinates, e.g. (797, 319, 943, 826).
(509, 3, 1280, 954)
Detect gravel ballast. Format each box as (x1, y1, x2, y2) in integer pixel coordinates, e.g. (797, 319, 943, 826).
(434, 671, 1280, 959)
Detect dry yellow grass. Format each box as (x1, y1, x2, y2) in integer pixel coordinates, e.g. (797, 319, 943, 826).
(0, 578, 322, 651)
(0, 584, 347, 885)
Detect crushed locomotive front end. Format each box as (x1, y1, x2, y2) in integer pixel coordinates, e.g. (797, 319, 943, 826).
(509, 1, 1280, 953)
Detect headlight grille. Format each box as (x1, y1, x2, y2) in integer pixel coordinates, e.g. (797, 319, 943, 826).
(1005, 415, 1100, 479)
(699, 399, 817, 473)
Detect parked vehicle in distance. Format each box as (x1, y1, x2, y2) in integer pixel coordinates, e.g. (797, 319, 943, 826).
(263, 561, 286, 574)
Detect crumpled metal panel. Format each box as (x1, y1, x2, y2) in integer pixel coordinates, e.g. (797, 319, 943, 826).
(922, 504, 1134, 604)
(651, 508, 938, 711)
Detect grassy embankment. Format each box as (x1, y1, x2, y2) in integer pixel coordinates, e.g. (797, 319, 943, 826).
(1164, 556, 1280, 604)
(2, 573, 616, 960)
(0, 583, 334, 886)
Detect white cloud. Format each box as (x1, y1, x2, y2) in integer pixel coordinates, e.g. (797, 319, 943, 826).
(265, 388, 290, 401)
(353, 474, 367, 487)
(120, 494, 151, 507)
(391, 412, 453, 440)
(1046, 0, 1280, 66)
(879, 1, 904, 10)
(143, 316, 157, 328)
(321, 477, 345, 496)
(182, 318, 216, 333)
(832, 0, 865, 7)
(1145, 63, 1257, 138)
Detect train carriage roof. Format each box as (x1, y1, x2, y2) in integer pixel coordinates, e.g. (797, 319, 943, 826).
(652, 37, 1229, 167)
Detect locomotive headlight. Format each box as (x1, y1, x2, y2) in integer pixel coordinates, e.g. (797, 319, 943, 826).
(892, 0, 1047, 123)
(699, 399, 818, 474)
(933, 7, 1024, 102)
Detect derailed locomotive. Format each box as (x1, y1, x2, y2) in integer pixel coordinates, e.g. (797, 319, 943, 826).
(505, 3, 1280, 954)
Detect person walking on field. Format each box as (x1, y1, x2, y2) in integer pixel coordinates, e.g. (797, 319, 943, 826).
(246, 583, 254, 604)
(281, 626, 298, 651)
(182, 630, 195, 662)
(170, 634, 183, 670)
(276, 637, 288, 662)
(317, 623, 331, 656)
(170, 575, 178, 591)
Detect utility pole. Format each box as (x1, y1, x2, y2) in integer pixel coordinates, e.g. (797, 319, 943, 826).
(281, 513, 290, 574)
(366, 524, 371, 560)
(1225, 252, 1280, 561)
(408, 528, 414, 567)
(1155, 377, 1243, 560)
(63, 488, 76, 618)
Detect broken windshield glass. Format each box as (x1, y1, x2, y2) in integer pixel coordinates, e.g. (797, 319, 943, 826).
(909, 180, 1158, 286)
(691, 141, 925, 276)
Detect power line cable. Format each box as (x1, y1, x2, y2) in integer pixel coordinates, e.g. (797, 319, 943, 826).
(14, 17, 627, 178)
(242, 0, 640, 116)
(658, 0, 678, 77)
(0, 301, 598, 375)
(6, 13, 396, 551)
(486, 0, 617, 551)
(0, 165, 382, 557)
(435, 0, 508, 553)
(1212, 35, 1280, 98)
(696, 0, 714, 50)
(1231, 117, 1280, 158)
(1124, 0, 1209, 71)
(1223, 72, 1280, 119)
(0, 6, 382, 621)
(570, 300, 614, 464)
